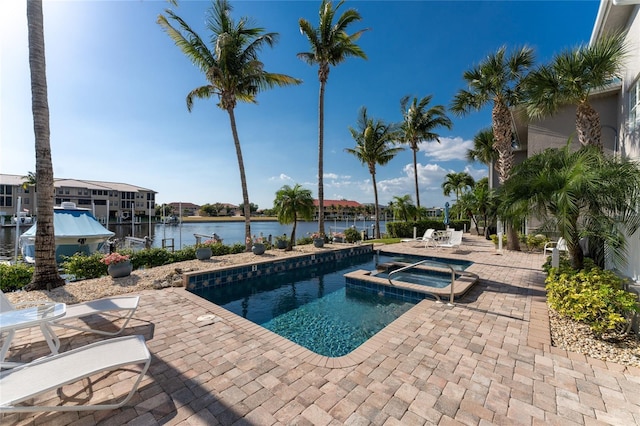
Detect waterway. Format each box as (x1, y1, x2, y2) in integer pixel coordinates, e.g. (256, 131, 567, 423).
(0, 219, 387, 259)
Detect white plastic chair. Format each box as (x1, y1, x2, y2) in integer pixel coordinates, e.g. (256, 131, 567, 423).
(0, 335, 150, 412)
(544, 237, 567, 256)
(1, 291, 139, 336)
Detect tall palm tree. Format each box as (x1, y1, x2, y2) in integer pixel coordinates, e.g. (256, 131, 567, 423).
(451, 45, 534, 250)
(159, 0, 301, 251)
(502, 143, 640, 269)
(273, 184, 314, 251)
(524, 33, 627, 150)
(25, 0, 64, 291)
(398, 95, 453, 208)
(345, 107, 403, 239)
(298, 0, 367, 237)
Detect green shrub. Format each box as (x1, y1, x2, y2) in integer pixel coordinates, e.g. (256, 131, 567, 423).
(229, 243, 246, 254)
(489, 234, 507, 246)
(129, 248, 173, 269)
(518, 233, 549, 252)
(545, 263, 639, 335)
(0, 263, 34, 292)
(60, 253, 107, 280)
(344, 227, 361, 243)
(297, 236, 312, 245)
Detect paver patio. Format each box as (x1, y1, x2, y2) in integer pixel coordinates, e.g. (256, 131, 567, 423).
(2, 234, 639, 425)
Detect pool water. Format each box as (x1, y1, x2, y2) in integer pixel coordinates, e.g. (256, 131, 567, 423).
(193, 252, 469, 357)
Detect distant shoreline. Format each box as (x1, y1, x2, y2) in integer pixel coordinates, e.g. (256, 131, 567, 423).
(181, 216, 280, 223)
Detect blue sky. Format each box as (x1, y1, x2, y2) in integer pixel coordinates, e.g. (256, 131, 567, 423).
(1, 0, 600, 210)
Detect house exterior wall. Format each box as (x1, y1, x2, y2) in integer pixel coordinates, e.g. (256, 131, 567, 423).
(617, 4, 640, 281)
(526, 93, 619, 156)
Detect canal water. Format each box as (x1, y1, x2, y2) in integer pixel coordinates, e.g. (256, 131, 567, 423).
(0, 219, 387, 259)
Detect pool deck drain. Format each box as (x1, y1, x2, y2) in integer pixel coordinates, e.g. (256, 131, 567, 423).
(2, 234, 639, 425)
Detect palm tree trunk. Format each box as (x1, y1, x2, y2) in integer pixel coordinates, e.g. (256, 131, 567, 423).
(317, 79, 326, 237)
(576, 102, 602, 150)
(412, 148, 420, 208)
(371, 171, 381, 239)
(226, 107, 252, 251)
(288, 213, 297, 252)
(26, 0, 64, 291)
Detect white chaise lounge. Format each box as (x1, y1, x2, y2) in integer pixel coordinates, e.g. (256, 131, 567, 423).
(436, 230, 463, 250)
(1, 291, 140, 336)
(0, 335, 150, 412)
(401, 229, 438, 247)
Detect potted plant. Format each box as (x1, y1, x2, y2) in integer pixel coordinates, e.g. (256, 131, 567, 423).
(312, 232, 325, 248)
(101, 252, 132, 278)
(274, 234, 288, 249)
(195, 240, 213, 260)
(249, 236, 266, 255)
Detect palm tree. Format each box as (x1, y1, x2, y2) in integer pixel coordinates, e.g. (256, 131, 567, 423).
(159, 0, 301, 251)
(398, 95, 453, 208)
(345, 107, 403, 239)
(441, 171, 475, 219)
(467, 128, 498, 166)
(25, 0, 65, 291)
(390, 195, 416, 222)
(524, 33, 627, 150)
(501, 142, 640, 269)
(273, 184, 315, 251)
(298, 0, 367, 237)
(451, 45, 534, 250)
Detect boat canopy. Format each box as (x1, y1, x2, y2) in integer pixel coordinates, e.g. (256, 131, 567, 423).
(21, 208, 114, 240)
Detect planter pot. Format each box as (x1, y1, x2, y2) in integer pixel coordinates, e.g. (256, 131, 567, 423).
(275, 240, 287, 249)
(332, 237, 344, 243)
(313, 238, 325, 248)
(196, 247, 212, 260)
(252, 243, 265, 255)
(108, 261, 132, 278)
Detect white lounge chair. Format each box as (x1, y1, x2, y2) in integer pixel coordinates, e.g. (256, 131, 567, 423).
(1, 291, 139, 336)
(0, 335, 150, 412)
(436, 230, 463, 249)
(544, 237, 567, 256)
(401, 229, 437, 247)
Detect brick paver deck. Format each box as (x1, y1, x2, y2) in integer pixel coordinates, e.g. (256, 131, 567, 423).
(2, 234, 639, 425)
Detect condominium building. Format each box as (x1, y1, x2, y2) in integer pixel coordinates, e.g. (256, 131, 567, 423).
(0, 174, 156, 224)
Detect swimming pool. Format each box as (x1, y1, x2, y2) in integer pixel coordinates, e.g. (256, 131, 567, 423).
(190, 251, 473, 357)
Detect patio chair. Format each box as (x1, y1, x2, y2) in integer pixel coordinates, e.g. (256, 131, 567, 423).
(0, 335, 150, 412)
(544, 237, 567, 256)
(401, 229, 437, 247)
(436, 230, 463, 250)
(1, 291, 139, 336)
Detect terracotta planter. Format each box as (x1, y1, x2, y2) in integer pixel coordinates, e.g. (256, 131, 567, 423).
(252, 243, 265, 255)
(107, 260, 132, 278)
(196, 247, 212, 260)
(313, 238, 324, 248)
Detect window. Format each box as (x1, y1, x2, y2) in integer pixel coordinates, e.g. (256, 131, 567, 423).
(631, 78, 639, 130)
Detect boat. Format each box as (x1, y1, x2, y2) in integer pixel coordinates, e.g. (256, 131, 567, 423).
(7, 211, 34, 227)
(20, 202, 115, 263)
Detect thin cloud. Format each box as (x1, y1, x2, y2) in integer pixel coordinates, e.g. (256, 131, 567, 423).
(268, 173, 293, 182)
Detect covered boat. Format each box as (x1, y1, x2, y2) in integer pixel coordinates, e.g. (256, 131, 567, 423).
(20, 202, 115, 263)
